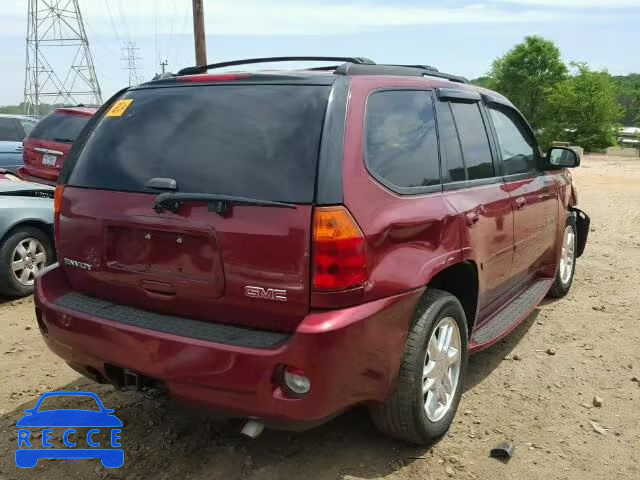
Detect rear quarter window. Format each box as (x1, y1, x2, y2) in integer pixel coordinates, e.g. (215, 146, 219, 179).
(365, 90, 440, 191)
(68, 84, 330, 203)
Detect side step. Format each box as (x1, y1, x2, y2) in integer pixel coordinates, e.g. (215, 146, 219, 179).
(469, 279, 552, 353)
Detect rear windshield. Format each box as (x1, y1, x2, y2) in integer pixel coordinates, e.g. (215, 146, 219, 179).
(68, 84, 331, 203)
(29, 113, 90, 143)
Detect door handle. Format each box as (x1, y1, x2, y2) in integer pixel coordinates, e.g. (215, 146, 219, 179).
(13, 147, 23, 152)
(516, 197, 527, 210)
(466, 211, 480, 226)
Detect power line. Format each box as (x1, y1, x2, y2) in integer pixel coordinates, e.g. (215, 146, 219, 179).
(164, 0, 179, 65)
(104, 0, 122, 43)
(115, 0, 131, 41)
(154, 0, 159, 70)
(174, 0, 193, 67)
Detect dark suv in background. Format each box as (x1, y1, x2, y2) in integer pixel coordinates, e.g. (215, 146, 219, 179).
(0, 114, 39, 173)
(34, 57, 589, 444)
(20, 106, 97, 185)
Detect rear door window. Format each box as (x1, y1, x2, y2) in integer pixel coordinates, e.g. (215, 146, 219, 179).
(68, 85, 331, 203)
(29, 113, 90, 143)
(0, 118, 22, 141)
(449, 102, 495, 181)
(435, 101, 466, 183)
(365, 90, 440, 190)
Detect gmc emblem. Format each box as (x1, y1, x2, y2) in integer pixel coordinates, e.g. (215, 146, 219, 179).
(244, 286, 287, 302)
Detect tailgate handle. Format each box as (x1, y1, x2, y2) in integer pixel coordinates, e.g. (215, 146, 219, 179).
(140, 280, 176, 296)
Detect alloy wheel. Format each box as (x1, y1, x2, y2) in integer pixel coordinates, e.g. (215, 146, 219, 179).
(422, 316, 462, 422)
(10, 238, 47, 287)
(559, 225, 576, 285)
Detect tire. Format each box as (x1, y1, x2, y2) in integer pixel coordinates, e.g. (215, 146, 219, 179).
(370, 289, 468, 445)
(547, 214, 577, 299)
(0, 226, 54, 298)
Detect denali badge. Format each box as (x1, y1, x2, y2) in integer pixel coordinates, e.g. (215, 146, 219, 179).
(63, 258, 93, 271)
(244, 286, 287, 302)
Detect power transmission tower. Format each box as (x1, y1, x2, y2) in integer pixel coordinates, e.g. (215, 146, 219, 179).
(24, 0, 102, 114)
(121, 42, 142, 86)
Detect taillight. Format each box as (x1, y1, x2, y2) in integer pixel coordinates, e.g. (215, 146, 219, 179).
(53, 185, 64, 248)
(312, 206, 366, 291)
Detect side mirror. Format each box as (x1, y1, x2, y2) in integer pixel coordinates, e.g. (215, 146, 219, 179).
(547, 147, 580, 168)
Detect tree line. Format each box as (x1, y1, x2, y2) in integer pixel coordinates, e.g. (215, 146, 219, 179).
(0, 103, 61, 116)
(473, 36, 639, 152)
(2, 36, 638, 152)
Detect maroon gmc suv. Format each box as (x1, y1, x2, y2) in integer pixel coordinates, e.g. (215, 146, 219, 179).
(35, 57, 589, 444)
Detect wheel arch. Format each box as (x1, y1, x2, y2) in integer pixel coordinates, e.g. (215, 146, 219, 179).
(426, 261, 479, 335)
(0, 219, 55, 253)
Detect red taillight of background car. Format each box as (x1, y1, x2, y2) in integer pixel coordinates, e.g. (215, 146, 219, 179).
(312, 206, 366, 291)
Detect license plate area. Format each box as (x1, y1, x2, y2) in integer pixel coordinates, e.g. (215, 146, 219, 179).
(105, 226, 216, 279)
(42, 153, 58, 166)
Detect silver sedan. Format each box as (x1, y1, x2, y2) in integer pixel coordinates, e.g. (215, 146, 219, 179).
(0, 170, 54, 297)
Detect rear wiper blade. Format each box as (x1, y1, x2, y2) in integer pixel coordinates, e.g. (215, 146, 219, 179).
(53, 137, 75, 143)
(152, 192, 297, 215)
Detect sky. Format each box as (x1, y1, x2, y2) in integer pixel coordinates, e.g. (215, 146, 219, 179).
(1, 0, 639, 106)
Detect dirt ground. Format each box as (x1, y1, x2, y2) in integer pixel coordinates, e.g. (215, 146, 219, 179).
(1, 155, 639, 480)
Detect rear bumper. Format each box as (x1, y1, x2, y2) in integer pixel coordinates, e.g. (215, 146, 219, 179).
(35, 265, 422, 425)
(18, 167, 57, 186)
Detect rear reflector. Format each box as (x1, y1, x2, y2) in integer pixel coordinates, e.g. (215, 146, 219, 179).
(312, 206, 366, 291)
(53, 185, 64, 248)
(53, 185, 64, 215)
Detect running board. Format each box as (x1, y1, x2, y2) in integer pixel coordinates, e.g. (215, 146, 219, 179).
(469, 279, 552, 353)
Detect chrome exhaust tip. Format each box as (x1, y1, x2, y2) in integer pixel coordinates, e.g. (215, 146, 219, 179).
(241, 420, 265, 439)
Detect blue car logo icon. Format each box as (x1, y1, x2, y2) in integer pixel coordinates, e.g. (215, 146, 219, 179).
(15, 391, 123, 468)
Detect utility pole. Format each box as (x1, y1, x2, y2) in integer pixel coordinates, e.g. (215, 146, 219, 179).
(24, 0, 102, 114)
(192, 0, 207, 66)
(160, 59, 168, 74)
(121, 42, 142, 86)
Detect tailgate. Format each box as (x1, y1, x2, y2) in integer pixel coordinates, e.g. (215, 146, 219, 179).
(58, 188, 312, 332)
(57, 83, 331, 332)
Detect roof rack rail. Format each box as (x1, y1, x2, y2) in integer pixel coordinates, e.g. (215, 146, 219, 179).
(178, 56, 376, 75)
(334, 63, 469, 84)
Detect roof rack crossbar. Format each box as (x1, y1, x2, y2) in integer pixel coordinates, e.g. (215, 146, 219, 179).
(178, 56, 376, 75)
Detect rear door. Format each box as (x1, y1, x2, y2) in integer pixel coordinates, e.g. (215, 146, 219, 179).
(58, 82, 332, 332)
(486, 103, 558, 282)
(436, 92, 515, 312)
